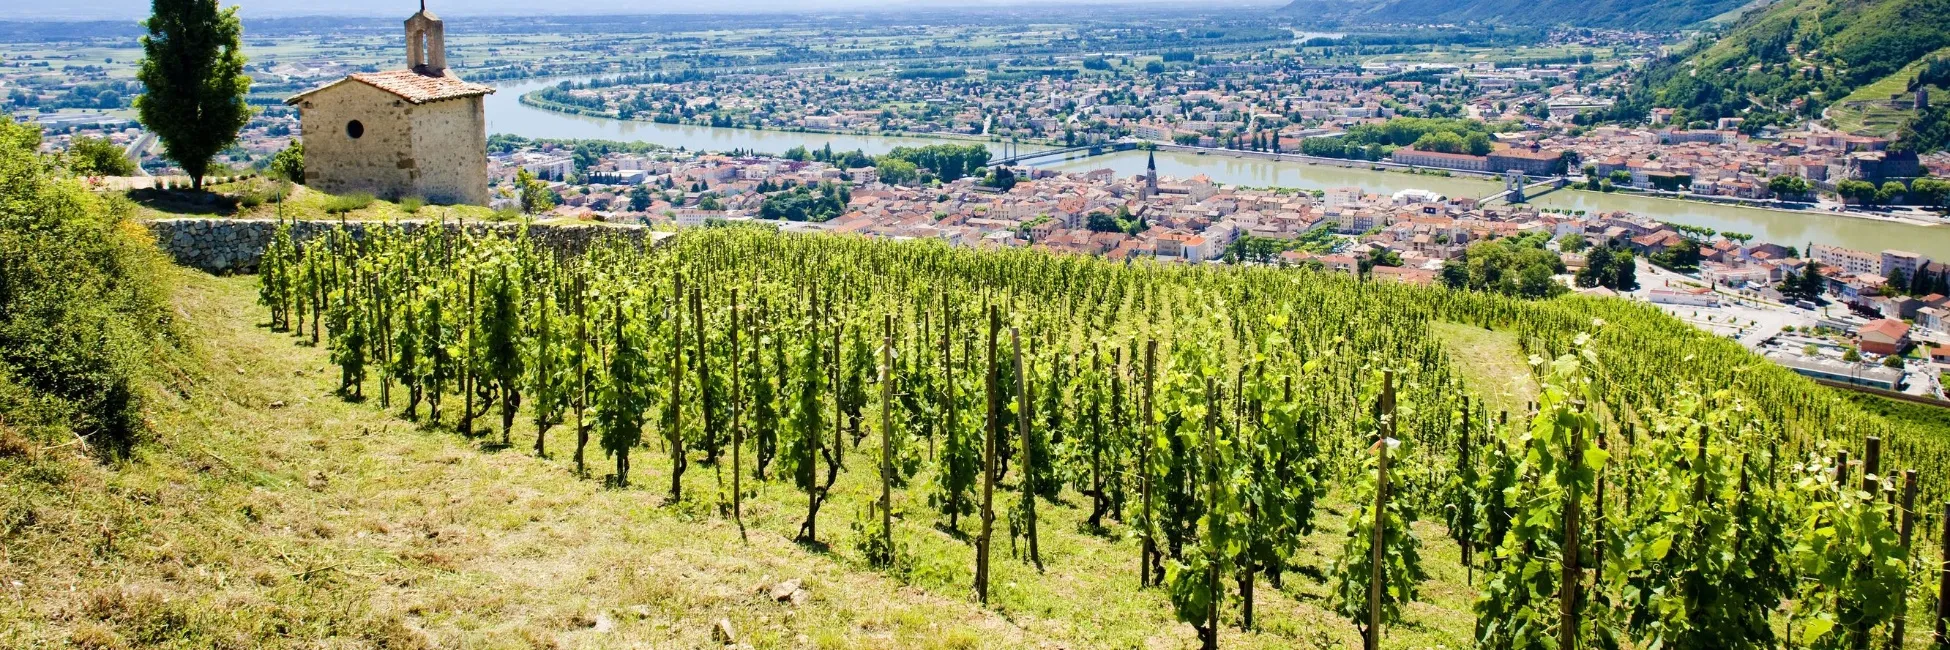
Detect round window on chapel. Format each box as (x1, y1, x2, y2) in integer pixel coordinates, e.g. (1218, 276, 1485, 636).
(346, 120, 364, 139)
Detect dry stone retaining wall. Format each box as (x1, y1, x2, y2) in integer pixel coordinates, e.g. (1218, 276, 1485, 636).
(144, 218, 668, 274)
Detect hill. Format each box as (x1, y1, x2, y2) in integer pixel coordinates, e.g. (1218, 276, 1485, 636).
(1276, 0, 1750, 30)
(11, 124, 1950, 647)
(1634, 0, 1950, 148)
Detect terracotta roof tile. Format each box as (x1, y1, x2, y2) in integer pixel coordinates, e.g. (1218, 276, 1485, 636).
(288, 69, 493, 105)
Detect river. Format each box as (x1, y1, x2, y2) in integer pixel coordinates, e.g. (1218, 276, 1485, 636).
(486, 77, 1950, 256)
(485, 78, 1028, 156)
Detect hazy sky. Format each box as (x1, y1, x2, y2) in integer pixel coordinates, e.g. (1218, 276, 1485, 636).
(11, 0, 1280, 21)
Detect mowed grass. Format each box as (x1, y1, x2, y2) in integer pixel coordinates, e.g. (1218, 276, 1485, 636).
(1, 269, 1483, 648)
(1431, 322, 1540, 418)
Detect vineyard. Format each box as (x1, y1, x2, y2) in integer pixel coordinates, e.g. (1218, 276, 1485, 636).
(254, 222, 1950, 648)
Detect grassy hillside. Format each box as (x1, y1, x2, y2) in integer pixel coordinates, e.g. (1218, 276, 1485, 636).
(1639, 0, 1950, 143)
(1277, 0, 1749, 30)
(0, 268, 1491, 649)
(1826, 47, 1950, 135)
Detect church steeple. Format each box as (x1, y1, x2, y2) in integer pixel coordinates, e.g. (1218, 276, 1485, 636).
(406, 2, 447, 76)
(1145, 149, 1158, 195)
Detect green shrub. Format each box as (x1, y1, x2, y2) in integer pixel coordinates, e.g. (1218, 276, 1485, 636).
(269, 141, 304, 184)
(398, 196, 426, 214)
(323, 192, 374, 215)
(0, 118, 176, 455)
(65, 136, 135, 177)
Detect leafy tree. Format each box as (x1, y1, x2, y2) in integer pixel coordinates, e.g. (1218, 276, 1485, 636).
(1910, 177, 1949, 209)
(269, 140, 304, 183)
(982, 166, 1017, 191)
(135, 0, 252, 189)
(1449, 234, 1568, 299)
(1650, 237, 1704, 272)
(1576, 245, 1639, 291)
(759, 183, 849, 222)
(875, 158, 918, 185)
(1557, 234, 1589, 253)
(1767, 174, 1809, 198)
(1647, 173, 1692, 192)
(628, 184, 652, 212)
(1877, 181, 1907, 205)
(1837, 179, 1880, 205)
(1780, 262, 1826, 302)
(1413, 131, 1469, 154)
(517, 168, 556, 214)
(66, 136, 134, 177)
(881, 143, 991, 181)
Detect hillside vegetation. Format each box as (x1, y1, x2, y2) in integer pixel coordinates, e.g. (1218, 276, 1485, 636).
(1277, 0, 1749, 30)
(1637, 0, 1950, 148)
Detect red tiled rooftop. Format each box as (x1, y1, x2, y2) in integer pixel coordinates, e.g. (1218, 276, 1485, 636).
(289, 69, 494, 105)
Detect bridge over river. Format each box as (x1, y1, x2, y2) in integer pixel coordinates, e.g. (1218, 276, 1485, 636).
(986, 142, 1139, 167)
(1479, 173, 1570, 205)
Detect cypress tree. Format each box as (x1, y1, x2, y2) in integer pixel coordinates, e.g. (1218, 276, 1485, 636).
(135, 0, 252, 190)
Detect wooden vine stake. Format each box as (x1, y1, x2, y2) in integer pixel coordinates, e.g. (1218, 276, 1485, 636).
(879, 313, 896, 563)
(1559, 420, 1583, 650)
(1140, 339, 1159, 588)
(1367, 370, 1396, 650)
(1013, 327, 1042, 572)
(1366, 436, 1391, 650)
(573, 271, 588, 477)
(1203, 376, 1222, 650)
(1460, 395, 1474, 583)
(731, 289, 746, 542)
(668, 274, 686, 504)
(975, 305, 999, 605)
(1889, 469, 1916, 649)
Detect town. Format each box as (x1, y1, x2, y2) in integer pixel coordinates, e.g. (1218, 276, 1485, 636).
(480, 134, 1946, 399)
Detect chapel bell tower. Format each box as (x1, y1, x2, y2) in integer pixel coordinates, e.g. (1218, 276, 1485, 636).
(406, 1, 447, 75)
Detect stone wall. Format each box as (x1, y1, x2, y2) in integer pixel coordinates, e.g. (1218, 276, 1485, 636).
(298, 81, 416, 201)
(296, 79, 490, 206)
(408, 96, 491, 206)
(144, 218, 670, 274)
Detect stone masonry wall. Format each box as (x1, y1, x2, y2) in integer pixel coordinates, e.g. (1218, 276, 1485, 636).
(144, 218, 670, 274)
(298, 82, 415, 201)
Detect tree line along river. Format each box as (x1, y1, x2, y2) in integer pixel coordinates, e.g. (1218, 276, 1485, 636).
(485, 77, 1950, 257)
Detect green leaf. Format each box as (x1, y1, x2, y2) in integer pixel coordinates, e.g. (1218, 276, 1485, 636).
(1801, 618, 1835, 644)
(1648, 535, 1673, 560)
(1584, 446, 1609, 471)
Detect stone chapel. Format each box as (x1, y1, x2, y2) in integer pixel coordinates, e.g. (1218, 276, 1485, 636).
(286, 3, 493, 205)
